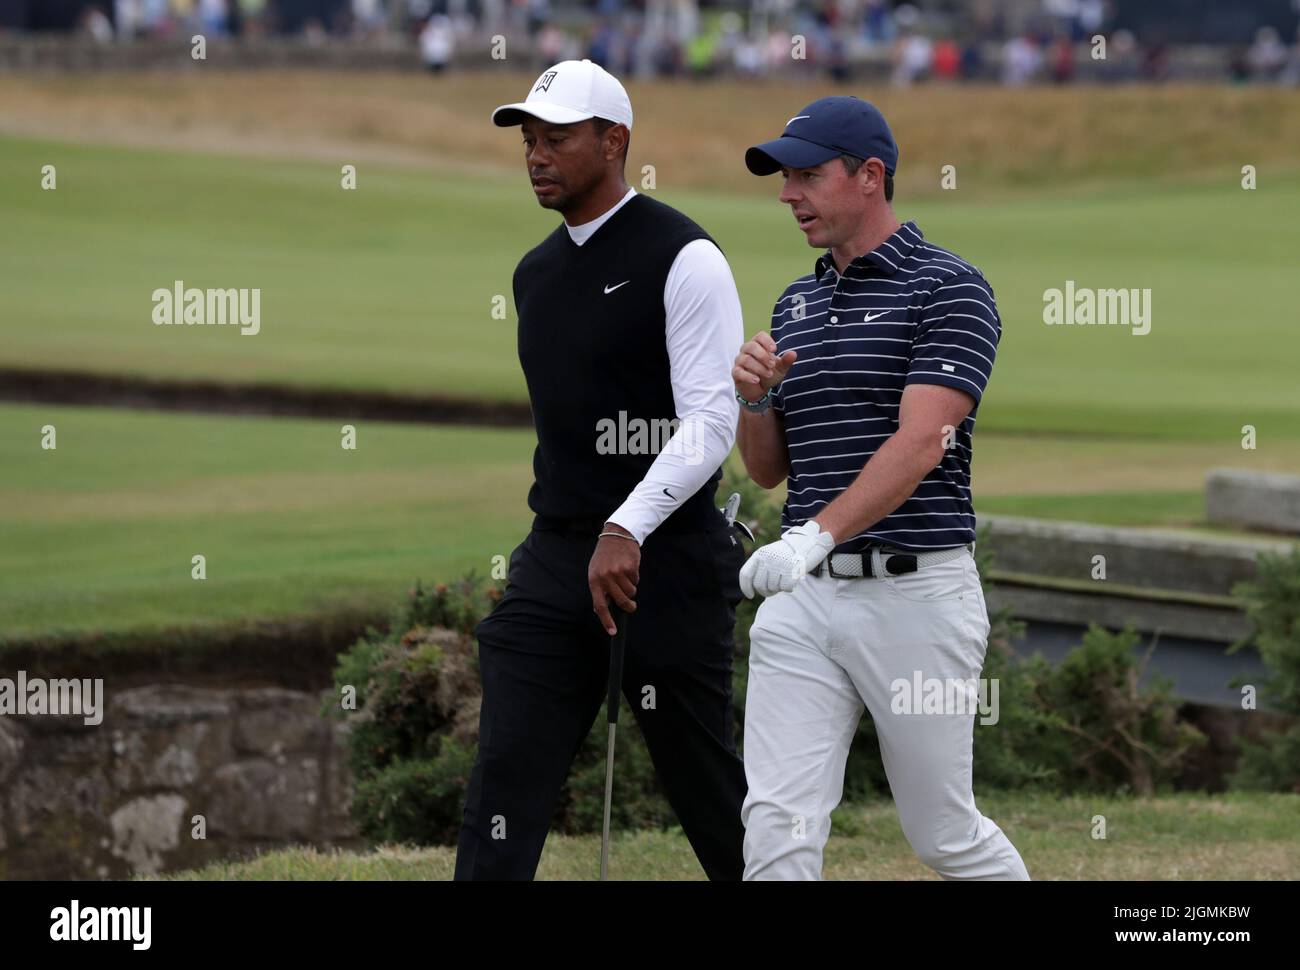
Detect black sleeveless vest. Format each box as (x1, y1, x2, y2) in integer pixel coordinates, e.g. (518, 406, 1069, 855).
(513, 193, 724, 533)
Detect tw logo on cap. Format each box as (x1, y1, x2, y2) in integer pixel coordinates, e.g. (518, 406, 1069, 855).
(534, 71, 558, 93)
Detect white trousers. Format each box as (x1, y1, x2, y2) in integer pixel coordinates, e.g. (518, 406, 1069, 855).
(741, 548, 1030, 880)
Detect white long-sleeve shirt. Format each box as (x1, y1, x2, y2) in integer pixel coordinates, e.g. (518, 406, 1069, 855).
(564, 187, 744, 544)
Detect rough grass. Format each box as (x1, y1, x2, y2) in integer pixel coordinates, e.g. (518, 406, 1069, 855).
(143, 791, 1300, 881)
(3, 72, 1299, 198)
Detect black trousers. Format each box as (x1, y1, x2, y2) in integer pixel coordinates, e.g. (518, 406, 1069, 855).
(454, 519, 748, 880)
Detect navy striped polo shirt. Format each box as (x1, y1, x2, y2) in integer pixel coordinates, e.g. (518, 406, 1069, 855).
(770, 220, 1000, 552)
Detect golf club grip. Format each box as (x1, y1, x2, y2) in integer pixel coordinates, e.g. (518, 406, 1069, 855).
(607, 609, 627, 724)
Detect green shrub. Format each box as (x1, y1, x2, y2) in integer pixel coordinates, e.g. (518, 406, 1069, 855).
(402, 574, 502, 638)
(1231, 725, 1300, 793)
(350, 742, 478, 845)
(1228, 545, 1300, 793)
(970, 630, 1067, 791)
(329, 575, 673, 845)
(324, 624, 484, 844)
(1035, 624, 1206, 795)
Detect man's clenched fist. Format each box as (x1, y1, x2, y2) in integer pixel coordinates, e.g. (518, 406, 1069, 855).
(733, 331, 797, 403)
(739, 521, 836, 599)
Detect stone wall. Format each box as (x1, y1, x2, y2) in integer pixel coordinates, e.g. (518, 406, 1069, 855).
(0, 684, 359, 880)
(981, 514, 1289, 599)
(979, 514, 1294, 644)
(1206, 469, 1300, 535)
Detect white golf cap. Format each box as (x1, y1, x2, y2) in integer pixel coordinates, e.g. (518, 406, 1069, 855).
(491, 59, 633, 130)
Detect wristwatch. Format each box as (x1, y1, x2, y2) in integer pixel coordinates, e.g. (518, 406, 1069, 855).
(736, 388, 772, 414)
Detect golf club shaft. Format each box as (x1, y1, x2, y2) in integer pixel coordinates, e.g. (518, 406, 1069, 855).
(600, 723, 616, 881)
(600, 608, 628, 880)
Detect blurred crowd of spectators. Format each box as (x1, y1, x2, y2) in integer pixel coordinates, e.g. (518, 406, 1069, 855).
(46, 0, 1300, 85)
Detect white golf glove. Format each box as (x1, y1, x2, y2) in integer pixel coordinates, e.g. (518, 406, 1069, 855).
(739, 521, 836, 599)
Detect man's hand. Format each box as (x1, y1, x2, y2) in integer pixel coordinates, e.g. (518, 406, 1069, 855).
(733, 331, 797, 403)
(739, 521, 835, 599)
(589, 521, 640, 635)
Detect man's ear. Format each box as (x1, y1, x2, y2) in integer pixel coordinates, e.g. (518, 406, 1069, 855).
(864, 158, 887, 198)
(606, 123, 629, 161)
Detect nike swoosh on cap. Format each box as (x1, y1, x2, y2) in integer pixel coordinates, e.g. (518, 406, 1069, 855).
(786, 115, 810, 126)
(604, 281, 630, 294)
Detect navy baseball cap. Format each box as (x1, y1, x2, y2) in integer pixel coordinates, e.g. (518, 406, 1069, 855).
(746, 96, 898, 177)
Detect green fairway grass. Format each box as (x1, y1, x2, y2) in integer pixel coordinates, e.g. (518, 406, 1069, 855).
(976, 490, 1204, 528)
(5, 401, 1296, 640)
(3, 133, 1298, 444)
(0, 402, 536, 641)
(145, 791, 1300, 881)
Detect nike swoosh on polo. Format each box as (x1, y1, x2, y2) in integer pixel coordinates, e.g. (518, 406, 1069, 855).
(604, 281, 630, 294)
(863, 311, 888, 322)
